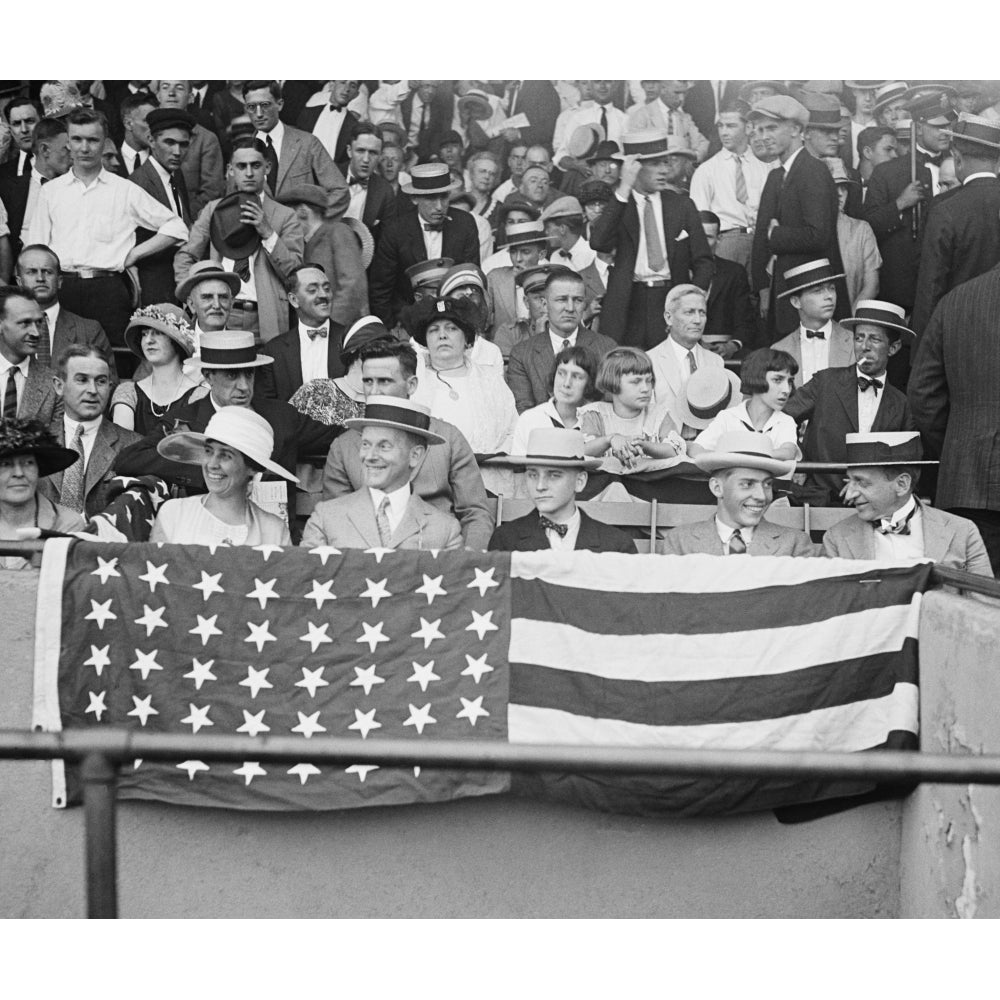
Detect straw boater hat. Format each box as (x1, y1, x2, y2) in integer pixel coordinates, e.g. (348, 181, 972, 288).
(176, 260, 241, 302)
(942, 112, 1000, 150)
(156, 406, 299, 482)
(611, 129, 674, 161)
(500, 427, 601, 470)
(345, 395, 445, 445)
(401, 162, 454, 197)
(844, 81, 885, 92)
(192, 330, 274, 369)
(497, 220, 549, 251)
(124, 304, 195, 359)
(343, 217, 375, 269)
(843, 431, 937, 467)
(777, 258, 845, 299)
(405, 257, 454, 293)
(210, 192, 262, 260)
(456, 88, 494, 121)
(567, 123, 605, 160)
(0, 418, 79, 478)
(873, 82, 909, 116)
(693, 429, 796, 478)
(662, 135, 698, 160)
(840, 300, 915, 340)
(674, 367, 743, 430)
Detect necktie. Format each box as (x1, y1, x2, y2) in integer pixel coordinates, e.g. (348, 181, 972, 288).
(804, 328, 826, 339)
(21, 153, 32, 176)
(775, 164, 787, 187)
(643, 196, 666, 272)
(600, 105, 608, 136)
(858, 376, 884, 392)
(36, 313, 52, 368)
(233, 257, 251, 283)
(40, 176, 49, 186)
(666, 109, 674, 135)
(507, 82, 520, 116)
(306, 326, 328, 339)
(539, 516, 568, 538)
(734, 154, 748, 205)
(60, 425, 86, 513)
(687, 350, 698, 374)
(728, 529, 747, 554)
(3, 368, 19, 419)
(264, 135, 278, 194)
(170, 171, 190, 223)
(190, 91, 201, 111)
(376, 496, 392, 546)
(418, 101, 428, 137)
(561, 339, 571, 351)
(876, 505, 917, 536)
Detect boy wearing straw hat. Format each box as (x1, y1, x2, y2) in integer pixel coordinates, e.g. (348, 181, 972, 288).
(822, 431, 992, 576)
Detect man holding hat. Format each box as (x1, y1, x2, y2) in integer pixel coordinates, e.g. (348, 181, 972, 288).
(278, 183, 367, 328)
(785, 300, 915, 503)
(749, 95, 842, 338)
(302, 394, 462, 551)
(128, 107, 195, 306)
(697, 211, 758, 359)
(552, 81, 628, 172)
(822, 431, 991, 576)
(627, 81, 709, 162)
(488, 427, 635, 553)
(661, 428, 816, 555)
(486, 221, 549, 335)
(589, 128, 712, 349)
(174, 136, 305, 342)
(368, 162, 480, 326)
(910, 113, 1000, 337)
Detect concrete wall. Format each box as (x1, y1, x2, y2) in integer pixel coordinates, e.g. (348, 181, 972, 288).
(1, 569, 901, 919)
(900, 590, 1000, 918)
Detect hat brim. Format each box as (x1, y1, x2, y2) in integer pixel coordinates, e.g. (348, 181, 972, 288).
(12, 444, 82, 478)
(674, 370, 744, 430)
(342, 216, 375, 269)
(457, 96, 493, 120)
(940, 128, 1000, 150)
(611, 148, 696, 162)
(777, 272, 846, 299)
(156, 430, 299, 482)
(694, 451, 796, 477)
(844, 459, 939, 467)
(840, 316, 915, 339)
(497, 234, 549, 251)
(176, 268, 242, 302)
(490, 453, 602, 470)
(190, 354, 274, 370)
(124, 316, 194, 359)
(400, 181, 455, 196)
(343, 417, 445, 445)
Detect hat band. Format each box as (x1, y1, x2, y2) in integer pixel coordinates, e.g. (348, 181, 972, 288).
(523, 452, 589, 463)
(410, 174, 451, 192)
(785, 267, 839, 290)
(622, 138, 669, 157)
(734, 449, 774, 460)
(688, 385, 733, 420)
(846, 442, 923, 464)
(199, 345, 261, 367)
(808, 112, 842, 128)
(854, 307, 906, 326)
(363, 402, 432, 433)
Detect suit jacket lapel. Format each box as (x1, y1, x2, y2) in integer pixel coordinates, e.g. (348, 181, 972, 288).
(871, 385, 902, 432)
(276, 130, 298, 191)
(85, 422, 116, 495)
(21, 360, 42, 418)
(749, 521, 783, 555)
(921, 505, 955, 563)
(830, 323, 854, 367)
(391, 496, 426, 547)
(833, 368, 860, 433)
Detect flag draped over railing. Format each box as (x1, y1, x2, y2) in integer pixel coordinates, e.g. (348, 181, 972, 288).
(32, 539, 933, 815)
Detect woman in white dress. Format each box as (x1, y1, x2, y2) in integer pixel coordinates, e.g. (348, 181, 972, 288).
(150, 407, 298, 547)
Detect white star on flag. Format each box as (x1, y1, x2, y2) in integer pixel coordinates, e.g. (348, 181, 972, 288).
(356, 620, 389, 654)
(468, 566, 500, 597)
(350, 664, 384, 696)
(244, 619, 277, 653)
(346, 764, 380, 782)
(466, 609, 499, 641)
(348, 707, 381, 739)
(304, 579, 336, 609)
(462, 653, 494, 684)
(192, 571, 225, 601)
(364, 546, 394, 564)
(288, 763, 321, 785)
(180, 703, 214, 734)
(246, 578, 279, 609)
(91, 556, 120, 584)
(291, 711, 327, 738)
(85, 598, 117, 630)
(129, 649, 163, 681)
(233, 762, 267, 786)
(411, 617, 445, 649)
(415, 574, 447, 605)
(85, 690, 107, 721)
(133, 759, 142, 770)
(299, 621, 333, 653)
(239, 665, 273, 698)
(253, 544, 284, 561)
(457, 695, 490, 727)
(183, 658, 217, 690)
(83, 644, 111, 677)
(127, 694, 158, 726)
(236, 709, 270, 737)
(407, 660, 441, 693)
(403, 703, 437, 735)
(359, 577, 392, 608)
(295, 666, 329, 698)
(308, 545, 342, 565)
(138, 560, 170, 593)
(189, 614, 223, 645)
(134, 604, 168, 637)
(177, 760, 210, 780)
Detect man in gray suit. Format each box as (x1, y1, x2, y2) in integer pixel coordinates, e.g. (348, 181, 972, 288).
(661, 428, 817, 555)
(0, 286, 61, 425)
(823, 431, 992, 576)
(302, 395, 462, 551)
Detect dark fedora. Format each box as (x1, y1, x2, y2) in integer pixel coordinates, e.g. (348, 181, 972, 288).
(943, 112, 1000, 150)
(146, 108, 195, 135)
(578, 180, 613, 205)
(777, 258, 845, 299)
(799, 91, 843, 130)
(0, 418, 79, 478)
(586, 139, 621, 164)
(209, 192, 261, 260)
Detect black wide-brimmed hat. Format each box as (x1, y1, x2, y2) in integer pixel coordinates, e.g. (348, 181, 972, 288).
(209, 192, 262, 260)
(403, 296, 479, 347)
(0, 418, 79, 478)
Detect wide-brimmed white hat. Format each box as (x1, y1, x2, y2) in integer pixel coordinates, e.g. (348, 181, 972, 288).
(499, 428, 601, 470)
(156, 406, 299, 482)
(694, 429, 796, 477)
(675, 367, 744, 430)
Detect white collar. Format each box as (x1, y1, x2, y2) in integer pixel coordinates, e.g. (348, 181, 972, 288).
(149, 155, 172, 184)
(799, 319, 833, 337)
(881, 495, 919, 530)
(65, 414, 103, 435)
(548, 326, 579, 343)
(668, 336, 698, 363)
(260, 120, 284, 145)
(44, 302, 61, 328)
(963, 171, 996, 185)
(715, 515, 754, 544)
(369, 482, 410, 511)
(1, 354, 30, 376)
(298, 319, 330, 337)
(782, 145, 804, 171)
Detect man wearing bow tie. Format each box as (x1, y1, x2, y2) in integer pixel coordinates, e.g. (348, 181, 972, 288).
(296, 79, 361, 170)
(255, 263, 348, 402)
(342, 125, 396, 235)
(822, 431, 991, 575)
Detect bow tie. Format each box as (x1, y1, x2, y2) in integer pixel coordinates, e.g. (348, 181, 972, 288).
(923, 153, 944, 168)
(557, 250, 573, 260)
(804, 328, 826, 339)
(539, 516, 568, 537)
(305, 326, 328, 340)
(349, 176, 368, 188)
(875, 505, 916, 536)
(858, 376, 883, 392)
(423, 223, 444, 232)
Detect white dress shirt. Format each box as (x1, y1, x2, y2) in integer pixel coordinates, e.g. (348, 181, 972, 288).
(257, 120, 285, 161)
(148, 156, 183, 215)
(715, 516, 755, 554)
(27, 168, 188, 271)
(421, 223, 443, 259)
(915, 145, 940, 195)
(64, 415, 103, 469)
(552, 235, 596, 272)
(552, 101, 627, 164)
(369, 483, 411, 537)
(856, 364, 884, 435)
(0, 356, 30, 413)
(44, 302, 61, 332)
(695, 401, 800, 460)
(622, 190, 670, 280)
(873, 497, 924, 561)
(492, 178, 515, 204)
(345, 173, 368, 221)
(797, 321, 833, 385)
(120, 143, 147, 175)
(548, 327, 579, 355)
(298, 320, 330, 384)
(689, 147, 775, 232)
(544, 507, 582, 551)
(312, 104, 350, 159)
(511, 398, 582, 455)
(367, 81, 409, 127)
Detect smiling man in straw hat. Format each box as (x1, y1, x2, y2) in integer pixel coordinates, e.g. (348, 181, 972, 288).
(302, 394, 461, 551)
(488, 427, 634, 553)
(822, 431, 991, 575)
(661, 428, 816, 556)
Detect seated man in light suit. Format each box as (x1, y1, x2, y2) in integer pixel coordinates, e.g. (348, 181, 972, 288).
(488, 428, 636, 553)
(823, 431, 993, 576)
(661, 429, 818, 555)
(301, 395, 462, 551)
